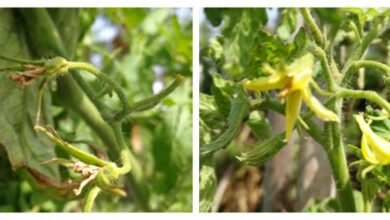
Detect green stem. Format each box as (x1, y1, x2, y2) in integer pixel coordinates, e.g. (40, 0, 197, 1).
(110, 121, 150, 210)
(324, 73, 356, 212)
(94, 86, 113, 101)
(325, 109, 356, 212)
(71, 70, 112, 119)
(67, 61, 131, 118)
(113, 75, 185, 122)
(118, 149, 131, 175)
(300, 8, 324, 47)
(0, 53, 44, 65)
(110, 122, 132, 174)
(250, 98, 284, 114)
(83, 185, 101, 212)
(342, 60, 390, 85)
(35, 78, 47, 126)
(56, 75, 119, 158)
(310, 80, 335, 97)
(311, 44, 336, 91)
(111, 122, 126, 151)
(309, 18, 386, 214)
(301, 11, 356, 210)
(336, 88, 390, 114)
(35, 125, 110, 167)
(349, 21, 362, 44)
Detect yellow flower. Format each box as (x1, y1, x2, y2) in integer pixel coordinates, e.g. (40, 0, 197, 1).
(354, 114, 390, 165)
(241, 53, 338, 141)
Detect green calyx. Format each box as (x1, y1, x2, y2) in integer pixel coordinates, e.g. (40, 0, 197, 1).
(96, 162, 121, 189)
(45, 56, 69, 76)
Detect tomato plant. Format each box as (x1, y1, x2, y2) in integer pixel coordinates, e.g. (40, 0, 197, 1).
(200, 8, 390, 212)
(0, 8, 192, 212)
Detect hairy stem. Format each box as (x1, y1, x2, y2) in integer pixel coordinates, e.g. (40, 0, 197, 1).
(300, 8, 324, 47)
(311, 44, 336, 91)
(342, 60, 390, 85)
(300, 8, 356, 211)
(336, 88, 390, 114)
(325, 99, 356, 212)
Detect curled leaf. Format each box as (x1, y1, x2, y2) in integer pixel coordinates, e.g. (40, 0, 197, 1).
(237, 133, 286, 165)
(200, 86, 249, 157)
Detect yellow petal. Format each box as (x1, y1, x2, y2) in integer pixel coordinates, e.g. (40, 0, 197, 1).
(241, 74, 286, 92)
(354, 114, 390, 165)
(301, 88, 339, 121)
(285, 90, 303, 141)
(361, 135, 380, 164)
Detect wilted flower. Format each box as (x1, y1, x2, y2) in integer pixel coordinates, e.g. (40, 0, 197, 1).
(241, 53, 338, 140)
(7, 57, 69, 87)
(9, 64, 45, 86)
(354, 113, 390, 165)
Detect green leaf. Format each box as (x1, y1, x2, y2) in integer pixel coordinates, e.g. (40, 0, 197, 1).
(237, 133, 286, 165)
(343, 8, 390, 20)
(199, 158, 216, 212)
(200, 94, 223, 146)
(0, 9, 59, 180)
(200, 86, 249, 157)
(204, 8, 226, 27)
(361, 178, 381, 211)
(199, 93, 222, 128)
(303, 197, 338, 212)
(247, 111, 272, 140)
(105, 8, 147, 30)
(383, 191, 390, 212)
(292, 27, 308, 56)
(314, 8, 343, 25)
(207, 36, 224, 64)
(211, 74, 235, 116)
(48, 9, 80, 57)
(251, 31, 297, 77)
(364, 106, 390, 140)
(276, 9, 297, 41)
(205, 9, 268, 80)
(150, 79, 192, 209)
